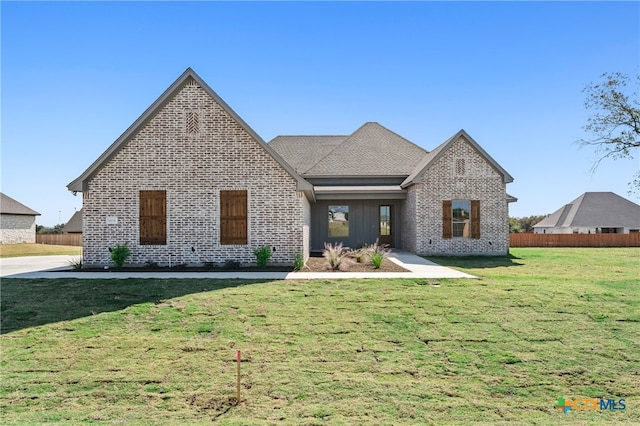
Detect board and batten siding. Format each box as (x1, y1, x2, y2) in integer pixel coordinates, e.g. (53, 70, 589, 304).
(310, 199, 401, 251)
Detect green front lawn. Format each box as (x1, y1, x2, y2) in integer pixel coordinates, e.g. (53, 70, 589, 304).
(0, 243, 82, 258)
(1, 248, 638, 424)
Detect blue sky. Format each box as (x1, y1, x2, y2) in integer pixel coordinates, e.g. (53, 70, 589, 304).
(2, 1, 639, 226)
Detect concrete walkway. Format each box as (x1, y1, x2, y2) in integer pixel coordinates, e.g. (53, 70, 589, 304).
(1, 251, 475, 279)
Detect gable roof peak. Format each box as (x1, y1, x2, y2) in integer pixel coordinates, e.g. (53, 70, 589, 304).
(67, 68, 312, 194)
(0, 192, 41, 216)
(300, 122, 429, 177)
(402, 129, 514, 187)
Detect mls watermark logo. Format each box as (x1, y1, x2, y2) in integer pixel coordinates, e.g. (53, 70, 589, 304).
(555, 397, 626, 414)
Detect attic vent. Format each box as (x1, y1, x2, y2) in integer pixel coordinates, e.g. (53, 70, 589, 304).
(185, 110, 199, 135)
(455, 158, 466, 176)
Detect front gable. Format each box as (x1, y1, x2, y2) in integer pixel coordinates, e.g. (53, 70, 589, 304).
(89, 76, 291, 189)
(402, 131, 512, 255)
(422, 135, 507, 188)
(68, 68, 311, 195)
(71, 69, 312, 266)
(402, 130, 513, 188)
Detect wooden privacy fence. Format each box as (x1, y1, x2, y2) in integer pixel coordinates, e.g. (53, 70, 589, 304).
(510, 233, 640, 248)
(36, 234, 82, 246)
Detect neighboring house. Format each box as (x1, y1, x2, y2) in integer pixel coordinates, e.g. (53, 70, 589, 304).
(68, 68, 515, 267)
(62, 209, 83, 234)
(533, 192, 640, 234)
(0, 193, 41, 244)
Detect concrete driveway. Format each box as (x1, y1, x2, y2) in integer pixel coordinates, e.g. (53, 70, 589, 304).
(0, 255, 78, 278)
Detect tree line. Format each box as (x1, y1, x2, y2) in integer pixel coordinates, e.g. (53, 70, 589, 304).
(36, 224, 65, 234)
(509, 215, 547, 234)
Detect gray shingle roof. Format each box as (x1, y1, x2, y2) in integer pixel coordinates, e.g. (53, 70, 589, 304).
(271, 122, 428, 177)
(62, 209, 83, 233)
(269, 135, 347, 174)
(0, 193, 40, 216)
(533, 192, 640, 229)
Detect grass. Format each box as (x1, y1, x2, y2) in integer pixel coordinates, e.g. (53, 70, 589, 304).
(1, 248, 638, 424)
(0, 243, 82, 258)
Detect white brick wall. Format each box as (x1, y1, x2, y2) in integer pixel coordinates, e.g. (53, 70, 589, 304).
(400, 186, 418, 252)
(0, 215, 36, 244)
(409, 136, 510, 255)
(82, 78, 306, 267)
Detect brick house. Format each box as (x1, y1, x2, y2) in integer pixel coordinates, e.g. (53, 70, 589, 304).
(0, 193, 40, 244)
(68, 68, 515, 267)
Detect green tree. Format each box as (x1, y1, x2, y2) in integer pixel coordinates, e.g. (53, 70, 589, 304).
(509, 215, 547, 233)
(36, 224, 65, 234)
(509, 217, 522, 234)
(580, 72, 639, 194)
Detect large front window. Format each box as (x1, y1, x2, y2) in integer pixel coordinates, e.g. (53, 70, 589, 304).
(443, 200, 480, 239)
(328, 205, 349, 238)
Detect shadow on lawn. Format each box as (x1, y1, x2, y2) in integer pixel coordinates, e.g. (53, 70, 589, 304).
(0, 278, 270, 334)
(425, 252, 524, 269)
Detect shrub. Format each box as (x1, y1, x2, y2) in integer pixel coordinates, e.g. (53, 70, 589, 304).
(294, 252, 305, 271)
(349, 247, 370, 263)
(110, 243, 131, 269)
(370, 251, 385, 269)
(253, 245, 272, 268)
(323, 242, 354, 271)
(368, 239, 390, 269)
(67, 256, 83, 271)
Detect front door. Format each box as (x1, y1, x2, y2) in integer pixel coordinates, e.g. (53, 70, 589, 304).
(378, 205, 393, 247)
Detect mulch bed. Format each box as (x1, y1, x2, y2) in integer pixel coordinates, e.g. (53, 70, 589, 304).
(73, 256, 408, 273)
(302, 256, 409, 273)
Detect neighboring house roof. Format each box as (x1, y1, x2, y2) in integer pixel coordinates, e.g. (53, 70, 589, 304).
(533, 192, 640, 229)
(401, 129, 514, 187)
(63, 209, 83, 233)
(67, 68, 312, 195)
(0, 193, 40, 216)
(271, 122, 428, 177)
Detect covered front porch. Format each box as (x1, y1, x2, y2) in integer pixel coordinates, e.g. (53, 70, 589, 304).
(309, 185, 407, 253)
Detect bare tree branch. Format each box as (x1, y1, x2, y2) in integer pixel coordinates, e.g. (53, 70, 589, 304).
(578, 72, 640, 192)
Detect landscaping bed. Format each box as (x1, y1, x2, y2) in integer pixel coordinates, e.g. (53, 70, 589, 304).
(304, 255, 408, 272)
(75, 255, 409, 273)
